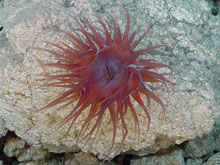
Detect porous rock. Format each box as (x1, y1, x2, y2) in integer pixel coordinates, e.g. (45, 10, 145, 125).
(213, 115, 220, 151)
(65, 152, 98, 165)
(183, 134, 216, 158)
(0, 0, 219, 159)
(3, 137, 26, 157)
(185, 158, 203, 165)
(3, 137, 60, 164)
(0, 117, 8, 137)
(203, 152, 220, 165)
(18, 159, 64, 165)
(130, 149, 185, 165)
(17, 146, 50, 162)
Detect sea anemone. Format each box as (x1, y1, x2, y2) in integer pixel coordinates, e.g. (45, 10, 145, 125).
(39, 6, 172, 156)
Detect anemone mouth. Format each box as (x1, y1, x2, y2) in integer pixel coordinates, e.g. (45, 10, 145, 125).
(39, 6, 173, 157)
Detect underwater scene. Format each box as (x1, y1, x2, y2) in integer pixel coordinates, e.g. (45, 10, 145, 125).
(0, 0, 219, 164)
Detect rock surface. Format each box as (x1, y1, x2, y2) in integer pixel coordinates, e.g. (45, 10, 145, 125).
(3, 138, 26, 157)
(185, 158, 203, 165)
(3, 137, 50, 161)
(2, 136, 64, 164)
(16, 146, 50, 162)
(65, 152, 98, 165)
(130, 149, 185, 165)
(0, 118, 8, 137)
(183, 134, 216, 158)
(213, 114, 220, 151)
(0, 0, 219, 160)
(203, 152, 220, 165)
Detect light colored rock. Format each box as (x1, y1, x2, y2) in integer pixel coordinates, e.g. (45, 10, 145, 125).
(98, 161, 119, 165)
(74, 152, 99, 165)
(65, 158, 79, 165)
(3, 136, 51, 162)
(203, 152, 220, 165)
(3, 137, 26, 157)
(18, 159, 64, 165)
(0, 0, 4, 31)
(130, 150, 185, 165)
(3, 135, 53, 162)
(0, 0, 219, 160)
(65, 152, 98, 165)
(17, 146, 50, 162)
(183, 134, 216, 158)
(185, 158, 203, 165)
(213, 116, 220, 151)
(0, 117, 8, 137)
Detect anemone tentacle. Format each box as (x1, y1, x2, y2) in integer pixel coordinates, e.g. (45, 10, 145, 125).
(40, 6, 172, 157)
